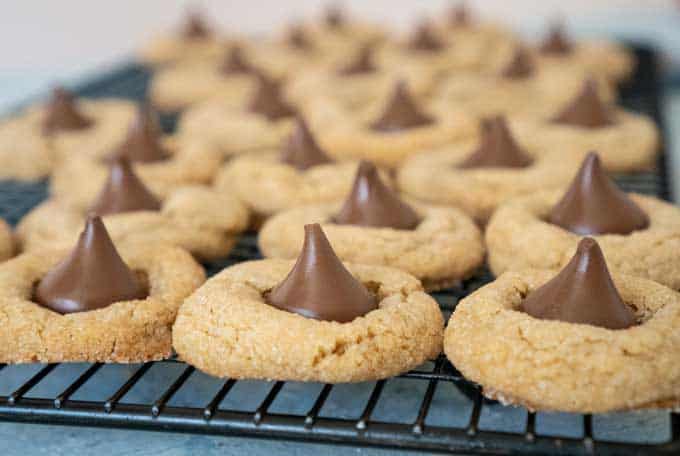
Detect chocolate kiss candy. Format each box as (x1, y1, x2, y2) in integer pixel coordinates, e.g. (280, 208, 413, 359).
(280, 118, 332, 170)
(335, 161, 420, 230)
(521, 237, 636, 329)
(449, 3, 470, 26)
(267, 223, 377, 323)
(501, 47, 534, 79)
(551, 78, 614, 129)
(287, 25, 312, 50)
(35, 215, 147, 314)
(325, 4, 344, 28)
(247, 73, 297, 121)
(182, 10, 211, 39)
(549, 152, 649, 235)
(540, 23, 572, 55)
(42, 87, 93, 135)
(90, 157, 162, 216)
(370, 81, 434, 132)
(337, 44, 377, 76)
(220, 44, 255, 75)
(109, 105, 168, 163)
(408, 21, 445, 52)
(458, 116, 532, 169)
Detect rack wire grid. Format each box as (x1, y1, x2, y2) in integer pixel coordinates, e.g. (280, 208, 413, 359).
(0, 45, 677, 455)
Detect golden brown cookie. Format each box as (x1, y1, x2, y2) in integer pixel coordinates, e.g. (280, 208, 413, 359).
(0, 242, 205, 363)
(376, 21, 488, 77)
(173, 259, 444, 382)
(179, 97, 296, 157)
(50, 136, 223, 209)
(308, 87, 476, 169)
(444, 269, 680, 412)
(214, 152, 371, 222)
(286, 52, 436, 115)
(486, 190, 680, 290)
(536, 39, 635, 84)
(397, 139, 581, 224)
(434, 59, 615, 120)
(0, 218, 14, 262)
(300, 6, 387, 49)
(0, 97, 135, 181)
(508, 109, 658, 174)
(137, 11, 224, 66)
(16, 186, 249, 261)
(259, 204, 484, 291)
(149, 60, 259, 113)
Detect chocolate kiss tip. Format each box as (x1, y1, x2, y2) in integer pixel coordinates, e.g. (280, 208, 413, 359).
(35, 215, 146, 315)
(521, 237, 636, 330)
(338, 44, 376, 76)
(551, 78, 614, 129)
(247, 73, 297, 121)
(183, 10, 211, 39)
(42, 86, 92, 135)
(501, 47, 534, 79)
(549, 152, 649, 235)
(449, 3, 470, 26)
(370, 81, 435, 132)
(267, 223, 377, 323)
(540, 22, 572, 55)
(335, 160, 420, 230)
(458, 116, 532, 169)
(220, 44, 254, 75)
(287, 25, 312, 50)
(90, 157, 161, 216)
(325, 4, 344, 28)
(408, 21, 445, 52)
(110, 105, 167, 163)
(280, 117, 332, 170)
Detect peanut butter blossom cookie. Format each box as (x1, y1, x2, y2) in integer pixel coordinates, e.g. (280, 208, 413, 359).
(486, 152, 680, 290)
(397, 115, 580, 223)
(376, 18, 487, 77)
(286, 43, 436, 116)
(312, 80, 476, 168)
(149, 43, 270, 113)
(509, 78, 659, 172)
(290, 4, 387, 55)
(433, 45, 615, 120)
(138, 10, 224, 66)
(179, 71, 297, 156)
(214, 117, 373, 225)
(0, 215, 205, 363)
(17, 158, 249, 261)
(445, 237, 680, 412)
(50, 105, 222, 208)
(260, 161, 484, 291)
(173, 223, 443, 382)
(535, 22, 635, 83)
(0, 87, 135, 180)
(434, 3, 519, 72)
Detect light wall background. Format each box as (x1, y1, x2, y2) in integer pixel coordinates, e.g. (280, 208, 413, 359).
(0, 0, 678, 109)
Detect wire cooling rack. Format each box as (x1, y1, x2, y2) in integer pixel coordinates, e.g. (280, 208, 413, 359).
(0, 46, 677, 455)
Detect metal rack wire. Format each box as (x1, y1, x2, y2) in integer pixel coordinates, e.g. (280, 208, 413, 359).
(0, 46, 677, 455)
